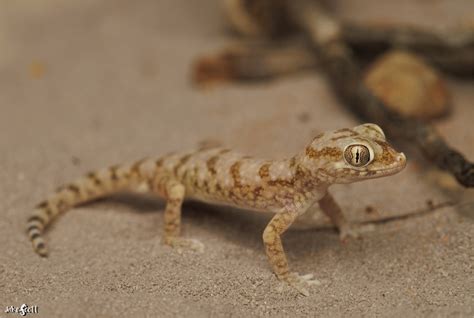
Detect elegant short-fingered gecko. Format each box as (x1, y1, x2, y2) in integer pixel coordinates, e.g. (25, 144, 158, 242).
(27, 123, 406, 295)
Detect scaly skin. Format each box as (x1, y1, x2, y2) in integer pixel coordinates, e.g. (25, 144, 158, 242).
(27, 123, 406, 296)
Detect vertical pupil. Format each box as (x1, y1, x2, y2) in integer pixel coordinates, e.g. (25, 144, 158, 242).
(355, 149, 360, 163)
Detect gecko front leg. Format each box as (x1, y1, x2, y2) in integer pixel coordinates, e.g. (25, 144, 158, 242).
(263, 210, 319, 296)
(318, 192, 359, 242)
(154, 175, 204, 252)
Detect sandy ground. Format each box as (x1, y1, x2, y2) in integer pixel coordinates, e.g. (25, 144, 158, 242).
(1, 1, 473, 317)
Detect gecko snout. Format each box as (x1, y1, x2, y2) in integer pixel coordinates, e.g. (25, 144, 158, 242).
(396, 152, 407, 167)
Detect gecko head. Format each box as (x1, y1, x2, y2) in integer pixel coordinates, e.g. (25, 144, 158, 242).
(300, 123, 406, 184)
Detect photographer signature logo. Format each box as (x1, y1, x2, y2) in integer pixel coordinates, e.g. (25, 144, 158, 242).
(5, 304, 38, 316)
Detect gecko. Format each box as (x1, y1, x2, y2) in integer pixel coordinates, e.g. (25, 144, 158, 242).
(27, 123, 406, 296)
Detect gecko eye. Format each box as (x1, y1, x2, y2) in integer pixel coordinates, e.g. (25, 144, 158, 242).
(344, 144, 372, 167)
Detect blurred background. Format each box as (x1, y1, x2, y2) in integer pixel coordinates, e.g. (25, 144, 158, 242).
(1, 1, 473, 317)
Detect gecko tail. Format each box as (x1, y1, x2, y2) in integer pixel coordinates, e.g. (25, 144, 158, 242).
(27, 159, 152, 257)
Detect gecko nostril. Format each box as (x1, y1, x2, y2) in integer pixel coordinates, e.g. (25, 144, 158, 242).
(398, 153, 406, 162)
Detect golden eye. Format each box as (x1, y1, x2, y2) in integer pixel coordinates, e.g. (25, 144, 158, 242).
(344, 144, 371, 167)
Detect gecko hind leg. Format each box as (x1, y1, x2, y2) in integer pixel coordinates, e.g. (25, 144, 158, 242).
(263, 211, 320, 296)
(318, 192, 362, 242)
(157, 177, 204, 253)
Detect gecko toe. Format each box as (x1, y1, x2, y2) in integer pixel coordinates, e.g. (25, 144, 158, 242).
(339, 224, 362, 243)
(187, 239, 205, 253)
(164, 237, 205, 253)
(282, 272, 321, 296)
(300, 273, 314, 280)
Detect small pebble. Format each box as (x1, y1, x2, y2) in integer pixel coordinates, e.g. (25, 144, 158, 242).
(365, 50, 450, 119)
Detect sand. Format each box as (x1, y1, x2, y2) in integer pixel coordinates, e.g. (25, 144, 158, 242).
(1, 1, 473, 317)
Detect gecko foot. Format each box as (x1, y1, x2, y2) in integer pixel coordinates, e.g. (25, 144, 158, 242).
(339, 223, 377, 243)
(339, 223, 362, 243)
(280, 272, 321, 296)
(164, 237, 205, 253)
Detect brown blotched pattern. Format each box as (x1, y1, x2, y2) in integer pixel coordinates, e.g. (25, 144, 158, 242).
(26, 124, 406, 296)
(374, 140, 398, 164)
(305, 146, 342, 160)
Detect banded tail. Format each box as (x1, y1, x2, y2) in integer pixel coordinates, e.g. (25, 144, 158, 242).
(27, 158, 156, 256)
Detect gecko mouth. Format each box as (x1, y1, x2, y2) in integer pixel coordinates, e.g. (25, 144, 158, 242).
(370, 165, 405, 176)
(367, 159, 407, 176)
(333, 166, 403, 180)
(340, 157, 406, 178)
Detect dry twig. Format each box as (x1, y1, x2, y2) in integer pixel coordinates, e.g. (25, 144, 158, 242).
(203, 0, 474, 187)
(343, 22, 474, 76)
(192, 42, 317, 84)
(222, 0, 474, 76)
(284, 0, 474, 187)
